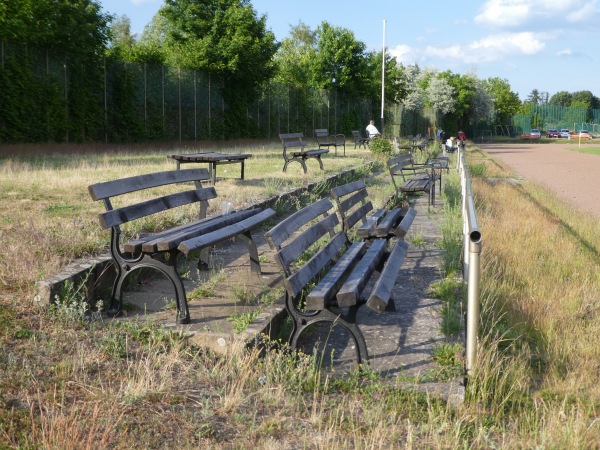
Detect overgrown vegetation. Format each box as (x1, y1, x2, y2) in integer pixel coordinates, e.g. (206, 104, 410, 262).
(0, 143, 599, 447)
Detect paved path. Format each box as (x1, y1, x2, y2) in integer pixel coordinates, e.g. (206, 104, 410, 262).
(481, 143, 600, 219)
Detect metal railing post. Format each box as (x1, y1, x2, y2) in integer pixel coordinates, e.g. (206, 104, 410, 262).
(458, 146, 483, 378)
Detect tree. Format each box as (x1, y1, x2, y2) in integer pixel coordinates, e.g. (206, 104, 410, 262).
(160, 0, 279, 137)
(274, 21, 317, 87)
(438, 71, 477, 131)
(161, 0, 278, 83)
(570, 90, 598, 109)
(548, 91, 572, 107)
(484, 77, 521, 125)
(0, 0, 113, 142)
(312, 21, 368, 95)
(525, 89, 543, 105)
(426, 75, 456, 127)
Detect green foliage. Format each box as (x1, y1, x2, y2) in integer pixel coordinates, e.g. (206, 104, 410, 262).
(368, 138, 393, 156)
(227, 310, 260, 333)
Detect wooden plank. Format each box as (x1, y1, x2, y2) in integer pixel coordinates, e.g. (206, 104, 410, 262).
(330, 179, 366, 200)
(356, 208, 386, 238)
(285, 231, 348, 299)
(89, 168, 211, 201)
(336, 239, 387, 307)
(394, 208, 417, 238)
(178, 208, 276, 254)
(277, 213, 339, 269)
(265, 197, 333, 248)
(367, 241, 409, 312)
(345, 201, 374, 232)
(135, 209, 261, 253)
(374, 208, 403, 237)
(305, 241, 365, 310)
(99, 187, 217, 229)
(124, 213, 228, 253)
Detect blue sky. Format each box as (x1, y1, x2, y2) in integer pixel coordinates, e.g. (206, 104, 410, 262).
(98, 0, 600, 101)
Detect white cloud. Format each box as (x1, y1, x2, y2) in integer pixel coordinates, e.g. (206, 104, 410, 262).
(389, 44, 416, 64)
(557, 48, 573, 56)
(421, 32, 546, 65)
(475, 0, 597, 27)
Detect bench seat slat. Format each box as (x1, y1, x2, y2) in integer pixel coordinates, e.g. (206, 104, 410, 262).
(336, 239, 387, 307)
(305, 241, 366, 310)
(178, 208, 276, 255)
(367, 240, 409, 312)
(357, 208, 386, 238)
(124, 213, 228, 253)
(394, 208, 417, 238)
(374, 208, 403, 237)
(99, 187, 217, 229)
(127, 209, 260, 253)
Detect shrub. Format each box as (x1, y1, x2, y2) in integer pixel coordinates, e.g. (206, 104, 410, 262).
(368, 137, 393, 157)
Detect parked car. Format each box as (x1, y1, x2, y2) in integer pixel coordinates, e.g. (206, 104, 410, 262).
(546, 129, 560, 138)
(529, 129, 541, 138)
(560, 129, 571, 138)
(571, 130, 592, 140)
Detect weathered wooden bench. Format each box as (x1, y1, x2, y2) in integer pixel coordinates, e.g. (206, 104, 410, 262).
(279, 132, 329, 173)
(330, 180, 416, 241)
(352, 130, 370, 149)
(264, 194, 412, 366)
(88, 168, 276, 324)
(315, 128, 346, 156)
(387, 153, 439, 207)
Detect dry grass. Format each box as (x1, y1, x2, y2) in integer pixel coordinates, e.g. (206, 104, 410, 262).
(1, 141, 600, 448)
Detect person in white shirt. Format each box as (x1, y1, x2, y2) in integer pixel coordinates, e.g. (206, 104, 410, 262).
(445, 136, 457, 152)
(366, 119, 381, 138)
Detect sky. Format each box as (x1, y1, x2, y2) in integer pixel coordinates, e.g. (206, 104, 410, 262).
(98, 0, 600, 101)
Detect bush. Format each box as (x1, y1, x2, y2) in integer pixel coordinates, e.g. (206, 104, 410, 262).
(368, 137, 393, 157)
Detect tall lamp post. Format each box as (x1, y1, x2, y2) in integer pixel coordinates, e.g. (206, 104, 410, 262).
(380, 19, 386, 136)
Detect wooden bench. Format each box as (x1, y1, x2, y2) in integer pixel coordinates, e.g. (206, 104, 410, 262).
(279, 132, 329, 173)
(88, 168, 276, 324)
(352, 130, 370, 149)
(330, 180, 416, 241)
(264, 194, 412, 366)
(387, 154, 439, 207)
(315, 128, 346, 156)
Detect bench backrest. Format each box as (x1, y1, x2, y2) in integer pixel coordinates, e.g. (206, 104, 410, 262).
(265, 197, 347, 301)
(279, 132, 307, 150)
(314, 128, 329, 138)
(352, 130, 363, 139)
(387, 154, 417, 181)
(330, 180, 373, 234)
(88, 168, 216, 229)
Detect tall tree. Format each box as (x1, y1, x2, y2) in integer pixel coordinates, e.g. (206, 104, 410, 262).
(312, 21, 368, 95)
(274, 21, 317, 87)
(484, 77, 521, 125)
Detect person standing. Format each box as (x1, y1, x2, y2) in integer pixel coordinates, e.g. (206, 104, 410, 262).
(457, 130, 467, 149)
(366, 120, 381, 138)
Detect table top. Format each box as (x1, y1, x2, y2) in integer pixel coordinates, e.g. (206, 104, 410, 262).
(169, 152, 252, 162)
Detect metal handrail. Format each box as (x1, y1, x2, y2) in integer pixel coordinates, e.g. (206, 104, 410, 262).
(457, 146, 482, 377)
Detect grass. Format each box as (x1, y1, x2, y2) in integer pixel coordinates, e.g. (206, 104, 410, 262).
(1, 140, 600, 447)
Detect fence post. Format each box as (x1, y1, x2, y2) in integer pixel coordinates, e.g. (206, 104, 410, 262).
(458, 146, 483, 379)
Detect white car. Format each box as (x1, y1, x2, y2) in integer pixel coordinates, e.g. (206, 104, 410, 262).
(529, 129, 541, 138)
(560, 129, 571, 138)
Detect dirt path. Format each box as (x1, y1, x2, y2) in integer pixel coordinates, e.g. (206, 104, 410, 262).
(480, 143, 600, 219)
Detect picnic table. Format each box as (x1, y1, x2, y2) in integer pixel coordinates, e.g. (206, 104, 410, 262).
(169, 152, 252, 184)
